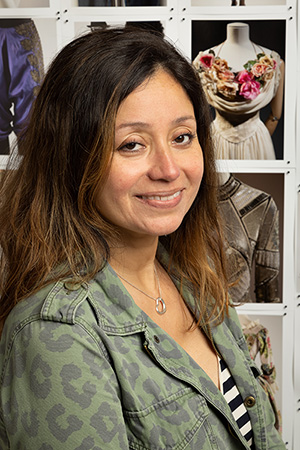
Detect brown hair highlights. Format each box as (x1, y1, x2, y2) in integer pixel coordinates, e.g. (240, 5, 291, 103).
(0, 26, 228, 331)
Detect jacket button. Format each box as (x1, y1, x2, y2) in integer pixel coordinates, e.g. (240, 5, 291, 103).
(64, 281, 82, 291)
(153, 335, 160, 343)
(244, 396, 256, 408)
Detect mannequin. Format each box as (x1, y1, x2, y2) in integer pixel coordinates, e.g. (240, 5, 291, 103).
(217, 173, 280, 303)
(193, 22, 285, 159)
(0, 0, 44, 154)
(213, 23, 261, 72)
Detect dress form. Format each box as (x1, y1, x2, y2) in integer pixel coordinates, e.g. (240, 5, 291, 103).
(204, 22, 284, 130)
(193, 22, 284, 159)
(217, 23, 266, 72)
(218, 22, 284, 135)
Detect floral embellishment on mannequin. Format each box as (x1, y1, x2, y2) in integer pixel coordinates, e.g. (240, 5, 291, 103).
(193, 50, 277, 101)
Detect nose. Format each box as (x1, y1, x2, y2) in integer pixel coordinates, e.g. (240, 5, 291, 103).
(147, 146, 180, 182)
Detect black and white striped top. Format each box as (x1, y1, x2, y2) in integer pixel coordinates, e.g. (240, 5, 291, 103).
(219, 357, 254, 448)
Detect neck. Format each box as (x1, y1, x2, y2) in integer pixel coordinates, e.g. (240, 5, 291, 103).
(108, 234, 159, 277)
(108, 236, 163, 313)
(219, 22, 255, 71)
(226, 22, 250, 46)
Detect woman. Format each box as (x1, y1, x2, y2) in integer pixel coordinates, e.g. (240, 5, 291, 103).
(0, 27, 285, 449)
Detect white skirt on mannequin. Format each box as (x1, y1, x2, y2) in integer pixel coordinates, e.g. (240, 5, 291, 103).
(212, 111, 276, 160)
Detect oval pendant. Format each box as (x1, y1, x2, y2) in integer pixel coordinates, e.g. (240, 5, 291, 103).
(155, 297, 166, 315)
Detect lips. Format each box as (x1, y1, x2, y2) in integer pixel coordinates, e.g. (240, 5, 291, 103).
(141, 190, 181, 202)
(136, 189, 184, 209)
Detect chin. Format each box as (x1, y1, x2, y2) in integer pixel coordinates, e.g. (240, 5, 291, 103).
(149, 222, 183, 237)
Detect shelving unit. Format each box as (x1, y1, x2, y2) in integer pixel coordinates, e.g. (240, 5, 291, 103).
(0, 0, 298, 447)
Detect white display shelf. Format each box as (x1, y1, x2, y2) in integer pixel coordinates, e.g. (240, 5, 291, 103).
(190, 0, 289, 5)
(182, 6, 294, 17)
(0, 1, 298, 447)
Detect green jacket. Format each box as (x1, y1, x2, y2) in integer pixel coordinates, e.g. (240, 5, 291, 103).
(0, 263, 286, 449)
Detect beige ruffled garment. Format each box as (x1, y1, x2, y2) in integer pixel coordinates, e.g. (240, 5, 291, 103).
(193, 45, 282, 160)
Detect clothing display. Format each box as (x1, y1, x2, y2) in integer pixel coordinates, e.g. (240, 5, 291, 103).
(0, 249, 284, 449)
(193, 44, 282, 160)
(0, 18, 44, 153)
(240, 315, 282, 433)
(218, 174, 280, 303)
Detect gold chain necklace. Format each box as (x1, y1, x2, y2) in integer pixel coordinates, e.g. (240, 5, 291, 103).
(116, 264, 166, 315)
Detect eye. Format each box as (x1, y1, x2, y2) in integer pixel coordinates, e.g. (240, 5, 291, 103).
(118, 141, 144, 152)
(173, 133, 196, 145)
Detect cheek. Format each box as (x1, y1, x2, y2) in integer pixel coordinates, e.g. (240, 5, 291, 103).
(187, 156, 204, 187)
(109, 162, 145, 195)
(104, 168, 131, 196)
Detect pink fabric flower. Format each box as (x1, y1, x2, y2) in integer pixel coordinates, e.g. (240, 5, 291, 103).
(239, 80, 261, 100)
(236, 70, 253, 83)
(199, 54, 214, 69)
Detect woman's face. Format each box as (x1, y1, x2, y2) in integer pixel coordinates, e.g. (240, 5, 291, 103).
(96, 69, 204, 243)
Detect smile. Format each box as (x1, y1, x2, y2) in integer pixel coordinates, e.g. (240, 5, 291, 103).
(141, 191, 181, 202)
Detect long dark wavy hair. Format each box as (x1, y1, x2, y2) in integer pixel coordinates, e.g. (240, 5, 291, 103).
(0, 26, 228, 332)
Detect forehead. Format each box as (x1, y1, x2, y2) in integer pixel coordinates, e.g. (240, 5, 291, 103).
(116, 70, 194, 125)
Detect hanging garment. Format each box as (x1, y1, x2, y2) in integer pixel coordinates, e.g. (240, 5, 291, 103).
(193, 45, 282, 159)
(218, 174, 280, 303)
(240, 315, 282, 433)
(0, 19, 44, 151)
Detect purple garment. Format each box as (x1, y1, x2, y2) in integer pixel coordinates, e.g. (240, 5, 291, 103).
(0, 19, 44, 141)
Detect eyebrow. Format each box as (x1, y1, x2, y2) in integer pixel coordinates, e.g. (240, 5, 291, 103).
(115, 115, 196, 130)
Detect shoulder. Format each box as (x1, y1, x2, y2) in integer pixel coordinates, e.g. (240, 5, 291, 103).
(0, 277, 129, 449)
(226, 176, 277, 212)
(0, 278, 102, 369)
(2, 279, 96, 332)
(0, 263, 140, 371)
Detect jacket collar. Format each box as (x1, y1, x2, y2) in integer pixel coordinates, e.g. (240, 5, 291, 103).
(89, 262, 149, 334)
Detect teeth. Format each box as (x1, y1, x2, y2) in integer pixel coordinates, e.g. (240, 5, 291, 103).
(142, 191, 181, 201)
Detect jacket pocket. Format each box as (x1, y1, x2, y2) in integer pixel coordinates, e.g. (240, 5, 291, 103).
(124, 387, 214, 450)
